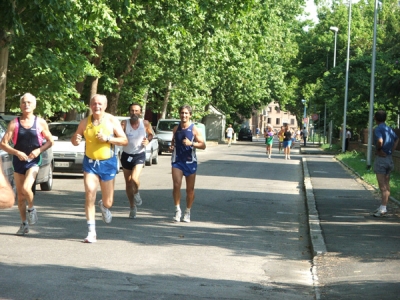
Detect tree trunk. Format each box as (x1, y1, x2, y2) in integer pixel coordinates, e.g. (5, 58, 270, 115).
(65, 81, 86, 121)
(142, 89, 149, 116)
(107, 39, 143, 115)
(89, 45, 103, 100)
(161, 81, 172, 119)
(0, 30, 11, 114)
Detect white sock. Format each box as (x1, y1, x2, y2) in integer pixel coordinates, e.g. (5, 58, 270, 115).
(185, 208, 191, 213)
(87, 221, 96, 233)
(175, 205, 181, 211)
(380, 205, 387, 212)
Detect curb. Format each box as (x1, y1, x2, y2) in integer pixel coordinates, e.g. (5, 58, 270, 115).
(302, 157, 326, 300)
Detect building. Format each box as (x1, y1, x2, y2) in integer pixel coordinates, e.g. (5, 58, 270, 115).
(249, 102, 299, 134)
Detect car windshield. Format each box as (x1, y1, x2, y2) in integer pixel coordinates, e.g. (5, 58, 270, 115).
(157, 121, 180, 131)
(49, 123, 79, 140)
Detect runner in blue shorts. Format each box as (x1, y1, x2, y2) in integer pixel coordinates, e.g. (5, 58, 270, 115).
(170, 104, 206, 223)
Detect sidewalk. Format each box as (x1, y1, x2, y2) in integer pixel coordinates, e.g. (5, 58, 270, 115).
(301, 145, 400, 300)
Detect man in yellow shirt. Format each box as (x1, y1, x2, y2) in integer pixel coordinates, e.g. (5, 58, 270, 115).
(71, 94, 128, 243)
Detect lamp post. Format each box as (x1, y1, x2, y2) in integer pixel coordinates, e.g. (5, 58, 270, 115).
(302, 99, 307, 129)
(367, 0, 379, 169)
(326, 26, 338, 145)
(342, 0, 352, 153)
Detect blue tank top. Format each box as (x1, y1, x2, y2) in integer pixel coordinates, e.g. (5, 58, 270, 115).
(172, 123, 197, 164)
(12, 117, 43, 165)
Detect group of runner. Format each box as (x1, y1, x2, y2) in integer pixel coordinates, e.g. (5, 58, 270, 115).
(0, 93, 206, 243)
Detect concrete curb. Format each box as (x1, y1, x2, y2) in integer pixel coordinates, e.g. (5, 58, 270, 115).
(302, 157, 327, 300)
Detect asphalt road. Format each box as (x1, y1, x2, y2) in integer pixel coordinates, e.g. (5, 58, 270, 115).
(0, 140, 314, 300)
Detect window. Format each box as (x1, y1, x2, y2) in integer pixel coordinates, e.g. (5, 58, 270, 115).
(276, 118, 280, 125)
(267, 118, 271, 124)
(291, 119, 295, 125)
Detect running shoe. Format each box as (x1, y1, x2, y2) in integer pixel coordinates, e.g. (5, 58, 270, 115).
(16, 223, 29, 236)
(129, 206, 137, 219)
(27, 208, 38, 225)
(373, 210, 387, 218)
(134, 193, 143, 206)
(183, 211, 191, 223)
(173, 209, 181, 222)
(83, 232, 97, 243)
(98, 200, 112, 224)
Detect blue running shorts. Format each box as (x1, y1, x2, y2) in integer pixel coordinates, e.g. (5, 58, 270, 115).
(283, 140, 292, 148)
(172, 161, 197, 177)
(13, 156, 41, 175)
(83, 155, 118, 181)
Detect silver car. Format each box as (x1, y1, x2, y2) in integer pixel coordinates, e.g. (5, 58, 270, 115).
(155, 119, 180, 154)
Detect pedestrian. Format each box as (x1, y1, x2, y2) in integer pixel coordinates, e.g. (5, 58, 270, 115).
(278, 126, 285, 153)
(264, 124, 274, 159)
(226, 124, 234, 146)
(371, 110, 399, 217)
(283, 124, 292, 160)
(0, 93, 54, 235)
(301, 126, 308, 147)
(71, 94, 128, 243)
(170, 104, 206, 223)
(345, 128, 351, 151)
(120, 103, 154, 219)
(256, 127, 260, 140)
(0, 161, 15, 209)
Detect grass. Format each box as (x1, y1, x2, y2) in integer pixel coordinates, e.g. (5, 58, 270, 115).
(335, 150, 400, 201)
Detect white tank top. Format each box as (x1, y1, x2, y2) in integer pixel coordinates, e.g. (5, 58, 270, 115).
(123, 119, 146, 154)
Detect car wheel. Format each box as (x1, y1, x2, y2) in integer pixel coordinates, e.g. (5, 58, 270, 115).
(145, 151, 153, 166)
(152, 151, 158, 165)
(40, 163, 53, 191)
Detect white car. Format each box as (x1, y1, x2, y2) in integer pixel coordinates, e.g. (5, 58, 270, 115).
(156, 119, 180, 154)
(115, 116, 159, 166)
(49, 121, 123, 174)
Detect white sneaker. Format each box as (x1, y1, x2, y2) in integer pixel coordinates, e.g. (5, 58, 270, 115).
(98, 200, 112, 224)
(16, 223, 29, 236)
(83, 231, 97, 243)
(173, 209, 181, 222)
(183, 211, 191, 223)
(27, 208, 38, 225)
(134, 193, 143, 206)
(129, 206, 137, 219)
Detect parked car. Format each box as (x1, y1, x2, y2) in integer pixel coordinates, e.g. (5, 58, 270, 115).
(156, 119, 181, 154)
(238, 128, 253, 142)
(115, 116, 159, 166)
(0, 116, 54, 191)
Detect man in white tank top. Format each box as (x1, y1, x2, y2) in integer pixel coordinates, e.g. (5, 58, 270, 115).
(120, 103, 154, 218)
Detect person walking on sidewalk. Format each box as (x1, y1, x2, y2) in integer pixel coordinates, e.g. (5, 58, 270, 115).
(301, 126, 308, 147)
(71, 94, 128, 243)
(226, 124, 234, 146)
(372, 110, 399, 217)
(120, 103, 153, 219)
(170, 104, 206, 223)
(0, 93, 54, 236)
(264, 124, 274, 159)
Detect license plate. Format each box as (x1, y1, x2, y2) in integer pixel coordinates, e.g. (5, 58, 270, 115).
(55, 162, 70, 168)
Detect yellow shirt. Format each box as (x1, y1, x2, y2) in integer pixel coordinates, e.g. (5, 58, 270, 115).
(84, 115, 114, 160)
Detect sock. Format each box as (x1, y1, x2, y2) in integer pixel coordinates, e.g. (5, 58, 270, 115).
(23, 220, 28, 226)
(380, 205, 387, 212)
(87, 221, 96, 233)
(175, 205, 181, 211)
(28, 206, 35, 212)
(185, 208, 191, 213)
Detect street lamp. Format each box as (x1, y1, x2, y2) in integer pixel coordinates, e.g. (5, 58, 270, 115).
(301, 99, 307, 128)
(326, 26, 338, 145)
(342, 0, 352, 153)
(367, 0, 379, 169)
